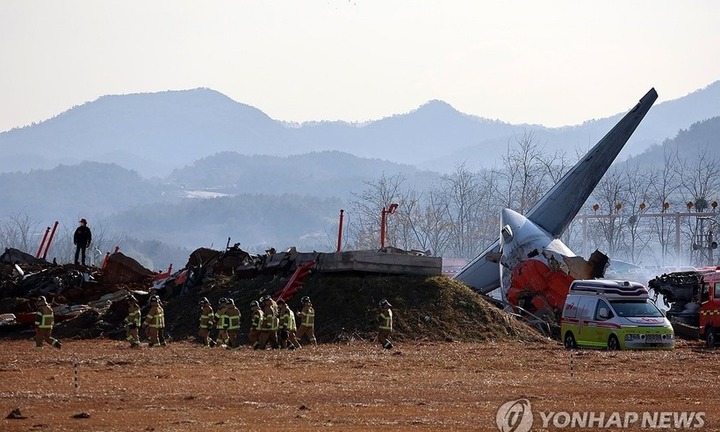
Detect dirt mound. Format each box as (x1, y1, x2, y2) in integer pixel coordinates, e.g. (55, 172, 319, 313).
(155, 273, 546, 345)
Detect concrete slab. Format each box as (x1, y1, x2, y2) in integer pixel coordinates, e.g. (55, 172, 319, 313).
(314, 250, 441, 276)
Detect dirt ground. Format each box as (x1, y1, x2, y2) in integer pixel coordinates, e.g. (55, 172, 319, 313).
(0, 338, 717, 432)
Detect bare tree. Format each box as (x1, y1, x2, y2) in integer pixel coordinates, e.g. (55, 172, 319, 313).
(673, 145, 720, 265)
(497, 131, 564, 214)
(395, 185, 453, 256)
(588, 166, 628, 257)
(438, 163, 488, 258)
(346, 173, 408, 250)
(0, 212, 43, 255)
(620, 166, 654, 263)
(645, 148, 682, 266)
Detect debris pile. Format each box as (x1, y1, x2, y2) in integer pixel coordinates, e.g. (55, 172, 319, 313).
(0, 246, 547, 344)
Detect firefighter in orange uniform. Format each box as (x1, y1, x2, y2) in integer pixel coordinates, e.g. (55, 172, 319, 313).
(257, 296, 279, 349)
(248, 300, 263, 349)
(124, 294, 141, 348)
(277, 299, 300, 349)
(214, 298, 229, 347)
(198, 297, 215, 347)
(34, 296, 61, 349)
(142, 296, 165, 347)
(296, 296, 317, 346)
(225, 298, 241, 349)
(377, 299, 393, 350)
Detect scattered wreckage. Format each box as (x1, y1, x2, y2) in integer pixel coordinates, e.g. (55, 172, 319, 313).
(0, 244, 442, 339)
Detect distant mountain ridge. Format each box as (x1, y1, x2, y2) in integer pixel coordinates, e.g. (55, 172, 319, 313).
(167, 150, 438, 197)
(1, 82, 719, 177)
(1, 115, 718, 268)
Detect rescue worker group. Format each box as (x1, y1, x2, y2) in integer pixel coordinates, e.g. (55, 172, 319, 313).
(33, 294, 395, 351)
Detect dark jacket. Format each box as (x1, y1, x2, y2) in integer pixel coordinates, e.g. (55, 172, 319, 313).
(74, 225, 92, 247)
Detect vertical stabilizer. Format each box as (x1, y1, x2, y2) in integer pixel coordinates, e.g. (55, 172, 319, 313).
(454, 88, 658, 293)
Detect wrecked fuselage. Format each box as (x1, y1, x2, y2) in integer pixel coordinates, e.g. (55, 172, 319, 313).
(499, 208, 608, 324)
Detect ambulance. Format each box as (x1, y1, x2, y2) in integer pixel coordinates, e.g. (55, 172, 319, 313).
(560, 279, 675, 350)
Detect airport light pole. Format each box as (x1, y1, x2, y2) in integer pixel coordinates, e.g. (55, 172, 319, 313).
(380, 203, 398, 249)
(337, 209, 344, 252)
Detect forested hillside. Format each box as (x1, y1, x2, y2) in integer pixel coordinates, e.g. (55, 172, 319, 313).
(624, 116, 720, 169)
(168, 150, 439, 197)
(0, 162, 179, 222)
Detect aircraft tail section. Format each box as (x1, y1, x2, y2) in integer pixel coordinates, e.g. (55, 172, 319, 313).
(529, 88, 658, 236)
(454, 88, 658, 293)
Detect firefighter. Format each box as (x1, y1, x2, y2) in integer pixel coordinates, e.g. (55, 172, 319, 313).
(225, 298, 241, 349)
(156, 296, 167, 346)
(198, 297, 216, 347)
(34, 296, 61, 349)
(257, 296, 279, 349)
(296, 296, 317, 346)
(214, 298, 229, 347)
(248, 300, 263, 349)
(277, 299, 299, 349)
(377, 299, 393, 350)
(124, 294, 141, 348)
(261, 295, 278, 317)
(142, 295, 165, 347)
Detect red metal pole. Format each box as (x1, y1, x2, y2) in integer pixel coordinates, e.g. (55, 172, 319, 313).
(380, 207, 387, 249)
(36, 227, 50, 258)
(42, 221, 59, 259)
(102, 246, 120, 269)
(336, 209, 344, 252)
(380, 204, 398, 250)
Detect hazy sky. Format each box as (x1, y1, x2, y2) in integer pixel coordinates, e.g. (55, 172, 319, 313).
(2, 1, 719, 132)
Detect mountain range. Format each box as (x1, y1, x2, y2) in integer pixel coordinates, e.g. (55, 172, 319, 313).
(2, 81, 720, 178)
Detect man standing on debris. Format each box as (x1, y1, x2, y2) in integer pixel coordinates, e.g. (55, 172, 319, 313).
(198, 297, 215, 347)
(73, 218, 92, 266)
(34, 296, 61, 349)
(248, 300, 263, 349)
(225, 298, 241, 349)
(142, 296, 165, 347)
(124, 295, 141, 348)
(377, 299, 393, 350)
(277, 299, 299, 349)
(296, 296, 317, 346)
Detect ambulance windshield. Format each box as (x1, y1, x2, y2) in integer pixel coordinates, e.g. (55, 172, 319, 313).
(610, 300, 664, 318)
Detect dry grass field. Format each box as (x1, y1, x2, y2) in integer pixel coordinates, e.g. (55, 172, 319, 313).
(0, 338, 717, 431)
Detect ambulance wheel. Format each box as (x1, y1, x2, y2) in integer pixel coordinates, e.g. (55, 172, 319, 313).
(706, 328, 716, 348)
(607, 334, 620, 351)
(563, 332, 577, 350)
